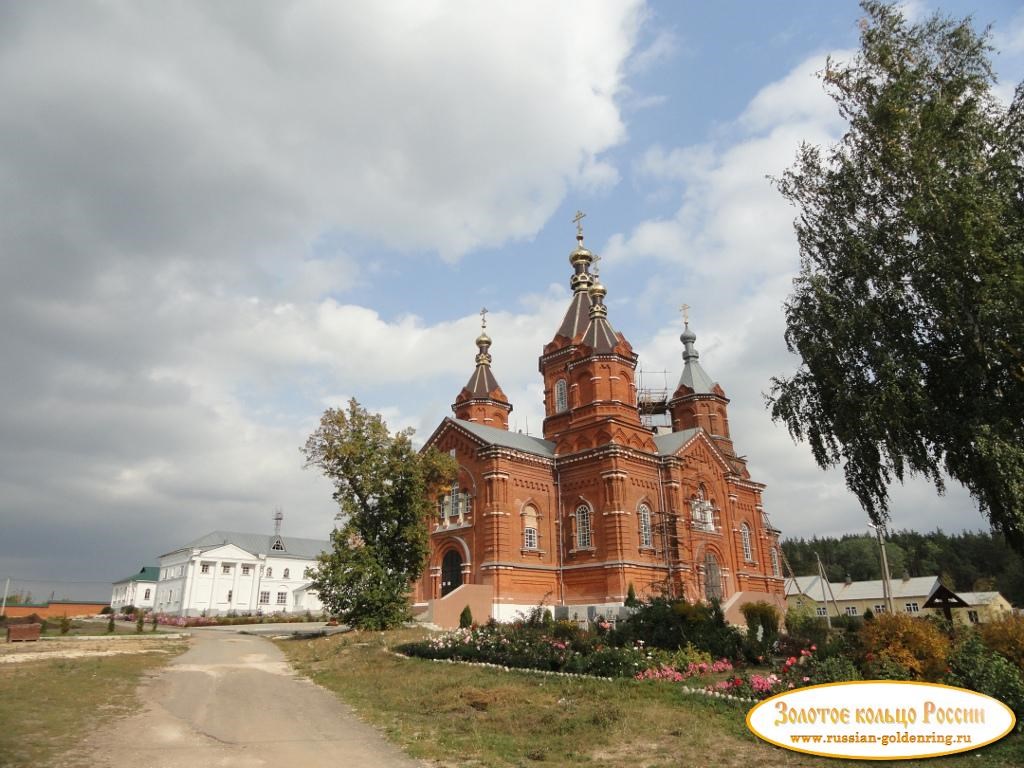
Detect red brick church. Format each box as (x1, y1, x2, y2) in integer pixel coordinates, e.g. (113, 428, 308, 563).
(414, 219, 785, 625)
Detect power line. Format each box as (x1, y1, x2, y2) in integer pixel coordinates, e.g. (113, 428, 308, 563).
(0, 576, 114, 585)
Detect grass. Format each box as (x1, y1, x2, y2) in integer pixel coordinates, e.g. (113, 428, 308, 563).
(277, 628, 1024, 768)
(0, 640, 187, 767)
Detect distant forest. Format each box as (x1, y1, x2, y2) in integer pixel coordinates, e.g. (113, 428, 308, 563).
(781, 530, 1024, 607)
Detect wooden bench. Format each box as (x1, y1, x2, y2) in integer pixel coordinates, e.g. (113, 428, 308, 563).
(6, 623, 42, 642)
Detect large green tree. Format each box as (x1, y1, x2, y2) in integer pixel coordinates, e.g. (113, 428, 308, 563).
(303, 399, 455, 629)
(769, 2, 1024, 545)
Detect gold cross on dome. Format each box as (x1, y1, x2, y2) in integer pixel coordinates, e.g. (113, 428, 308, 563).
(480, 307, 488, 329)
(680, 303, 690, 325)
(572, 209, 586, 236)
(591, 253, 601, 277)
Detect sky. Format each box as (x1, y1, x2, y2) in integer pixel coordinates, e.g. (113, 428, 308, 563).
(2, 1, 1023, 601)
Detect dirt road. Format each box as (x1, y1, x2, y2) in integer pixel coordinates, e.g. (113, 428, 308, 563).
(75, 628, 421, 767)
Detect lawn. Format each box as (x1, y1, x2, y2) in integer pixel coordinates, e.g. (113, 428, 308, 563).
(277, 628, 1024, 768)
(0, 639, 187, 768)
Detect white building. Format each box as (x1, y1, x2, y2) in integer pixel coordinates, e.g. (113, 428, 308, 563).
(110, 566, 158, 613)
(155, 531, 330, 617)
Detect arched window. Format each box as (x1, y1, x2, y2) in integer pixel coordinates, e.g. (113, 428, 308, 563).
(638, 503, 653, 548)
(576, 504, 592, 549)
(740, 523, 752, 561)
(704, 552, 723, 602)
(144, 588, 151, 600)
(522, 505, 539, 550)
(771, 547, 781, 577)
(690, 485, 715, 532)
(283, 568, 290, 579)
(554, 379, 568, 413)
(265, 567, 272, 578)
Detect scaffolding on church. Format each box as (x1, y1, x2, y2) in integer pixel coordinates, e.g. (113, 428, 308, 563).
(637, 368, 671, 431)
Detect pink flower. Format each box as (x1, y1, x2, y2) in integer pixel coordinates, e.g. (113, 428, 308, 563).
(802, 676, 810, 682)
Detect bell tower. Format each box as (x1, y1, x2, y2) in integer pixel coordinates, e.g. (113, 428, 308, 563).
(452, 308, 512, 429)
(668, 317, 734, 454)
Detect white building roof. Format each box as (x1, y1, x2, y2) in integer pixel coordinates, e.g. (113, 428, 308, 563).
(161, 530, 330, 560)
(956, 591, 1002, 606)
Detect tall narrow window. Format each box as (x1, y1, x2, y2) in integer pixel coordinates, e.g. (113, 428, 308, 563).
(144, 588, 151, 600)
(283, 568, 290, 579)
(740, 523, 752, 561)
(576, 504, 592, 549)
(771, 547, 781, 577)
(704, 552, 723, 602)
(638, 503, 653, 548)
(554, 379, 568, 413)
(522, 505, 539, 550)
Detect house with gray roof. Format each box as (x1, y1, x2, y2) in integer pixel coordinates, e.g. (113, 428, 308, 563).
(154, 530, 330, 617)
(110, 566, 159, 613)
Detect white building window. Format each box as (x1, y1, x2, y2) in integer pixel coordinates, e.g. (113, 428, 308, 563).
(144, 588, 151, 600)
(554, 379, 568, 413)
(816, 606, 827, 617)
(771, 547, 781, 577)
(200, 563, 210, 575)
(845, 606, 858, 616)
(968, 610, 979, 624)
(259, 591, 270, 604)
(575, 504, 592, 549)
(276, 592, 287, 606)
(221, 564, 231, 575)
(265, 568, 272, 578)
(242, 565, 251, 576)
(638, 503, 653, 548)
(524, 527, 538, 550)
(227, 590, 233, 603)
(740, 523, 752, 561)
(873, 604, 887, 614)
(905, 602, 920, 614)
(283, 568, 290, 579)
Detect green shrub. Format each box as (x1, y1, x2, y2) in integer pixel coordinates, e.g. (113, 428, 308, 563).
(625, 583, 639, 608)
(151, 613, 158, 632)
(136, 612, 145, 633)
(99, 605, 113, 615)
(947, 632, 1024, 724)
(616, 597, 743, 660)
(810, 655, 862, 684)
(740, 601, 781, 643)
(107, 613, 115, 633)
(669, 642, 712, 669)
(785, 603, 829, 646)
(459, 605, 473, 628)
(59, 616, 71, 635)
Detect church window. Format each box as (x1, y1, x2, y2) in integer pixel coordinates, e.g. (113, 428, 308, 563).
(242, 565, 251, 576)
(704, 552, 723, 602)
(259, 591, 270, 604)
(221, 564, 232, 575)
(555, 379, 568, 413)
(276, 592, 287, 605)
(740, 523, 752, 561)
(576, 504, 592, 549)
(770, 547, 781, 577)
(271, 538, 285, 551)
(638, 504, 653, 548)
(144, 588, 151, 600)
(439, 485, 472, 522)
(283, 568, 290, 579)
(265, 567, 272, 578)
(200, 563, 210, 574)
(522, 505, 539, 550)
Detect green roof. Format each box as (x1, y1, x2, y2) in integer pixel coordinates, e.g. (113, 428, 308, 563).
(112, 566, 159, 585)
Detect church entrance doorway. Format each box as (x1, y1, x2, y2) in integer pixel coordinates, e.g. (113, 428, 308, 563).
(441, 549, 463, 596)
(704, 552, 723, 602)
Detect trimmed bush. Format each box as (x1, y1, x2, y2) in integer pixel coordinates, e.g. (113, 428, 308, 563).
(459, 605, 473, 629)
(740, 601, 780, 643)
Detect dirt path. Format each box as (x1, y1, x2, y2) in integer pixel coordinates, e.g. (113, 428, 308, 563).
(73, 628, 422, 767)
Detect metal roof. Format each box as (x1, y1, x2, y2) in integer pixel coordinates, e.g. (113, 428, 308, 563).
(787, 575, 941, 602)
(448, 418, 556, 457)
(956, 591, 1002, 606)
(163, 531, 330, 560)
(112, 566, 160, 585)
(581, 316, 618, 353)
(464, 363, 502, 398)
(652, 428, 700, 457)
(554, 290, 592, 341)
(678, 358, 717, 394)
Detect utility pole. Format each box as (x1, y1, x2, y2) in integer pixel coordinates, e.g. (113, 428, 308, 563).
(1, 577, 9, 617)
(815, 553, 832, 630)
(870, 523, 895, 614)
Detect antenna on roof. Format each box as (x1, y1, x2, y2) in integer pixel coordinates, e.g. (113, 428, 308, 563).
(273, 508, 284, 536)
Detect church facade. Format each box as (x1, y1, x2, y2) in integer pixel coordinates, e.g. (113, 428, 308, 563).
(414, 222, 784, 623)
